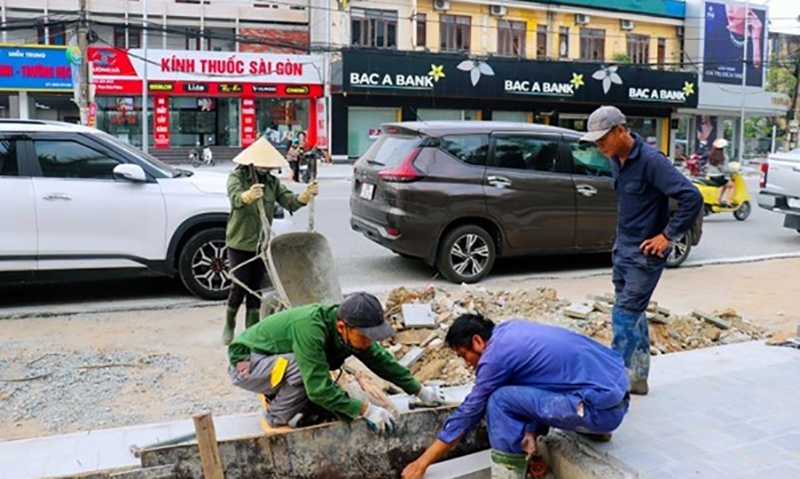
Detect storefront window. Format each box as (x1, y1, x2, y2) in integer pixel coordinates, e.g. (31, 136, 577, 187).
(559, 115, 661, 148)
(256, 98, 310, 150)
(493, 111, 529, 123)
(29, 94, 80, 123)
(416, 109, 478, 121)
(95, 97, 154, 149)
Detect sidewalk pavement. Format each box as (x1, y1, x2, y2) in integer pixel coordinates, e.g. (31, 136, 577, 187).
(1, 343, 798, 479)
(177, 161, 354, 181)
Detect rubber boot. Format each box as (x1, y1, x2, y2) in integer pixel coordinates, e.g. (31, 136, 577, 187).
(611, 307, 650, 395)
(490, 450, 528, 479)
(222, 307, 237, 345)
(245, 309, 261, 329)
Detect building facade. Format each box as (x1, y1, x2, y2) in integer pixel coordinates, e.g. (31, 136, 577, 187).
(323, 0, 698, 159)
(0, 0, 318, 150)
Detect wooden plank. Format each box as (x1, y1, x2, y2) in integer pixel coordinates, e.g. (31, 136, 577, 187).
(192, 413, 225, 479)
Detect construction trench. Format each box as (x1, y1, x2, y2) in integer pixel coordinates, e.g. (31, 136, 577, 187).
(33, 283, 771, 479)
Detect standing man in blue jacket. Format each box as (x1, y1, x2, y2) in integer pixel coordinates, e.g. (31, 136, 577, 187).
(402, 315, 630, 479)
(581, 106, 703, 395)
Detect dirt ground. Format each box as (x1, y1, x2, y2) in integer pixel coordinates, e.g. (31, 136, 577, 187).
(1, 258, 798, 441)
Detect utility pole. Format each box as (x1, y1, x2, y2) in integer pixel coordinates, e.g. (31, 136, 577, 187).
(77, 0, 90, 126)
(737, 0, 750, 163)
(142, 0, 149, 153)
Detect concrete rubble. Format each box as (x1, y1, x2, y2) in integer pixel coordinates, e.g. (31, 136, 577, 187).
(381, 285, 766, 388)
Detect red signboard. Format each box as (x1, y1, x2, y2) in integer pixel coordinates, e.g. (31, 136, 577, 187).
(241, 97, 257, 148)
(315, 98, 328, 149)
(154, 96, 170, 149)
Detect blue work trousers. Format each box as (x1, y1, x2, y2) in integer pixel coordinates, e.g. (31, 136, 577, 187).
(611, 242, 667, 383)
(486, 386, 629, 454)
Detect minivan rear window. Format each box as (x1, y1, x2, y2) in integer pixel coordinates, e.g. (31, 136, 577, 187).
(361, 134, 422, 167)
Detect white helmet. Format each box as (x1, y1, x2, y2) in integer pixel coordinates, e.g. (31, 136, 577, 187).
(713, 138, 729, 149)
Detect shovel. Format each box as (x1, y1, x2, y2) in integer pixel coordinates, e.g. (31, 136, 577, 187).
(268, 158, 343, 307)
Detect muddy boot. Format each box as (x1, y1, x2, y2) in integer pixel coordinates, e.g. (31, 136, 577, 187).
(629, 378, 649, 395)
(222, 307, 237, 345)
(490, 450, 528, 479)
(245, 309, 261, 329)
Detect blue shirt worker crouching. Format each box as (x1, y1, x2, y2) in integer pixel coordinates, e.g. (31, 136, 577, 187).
(402, 315, 630, 479)
(581, 106, 703, 395)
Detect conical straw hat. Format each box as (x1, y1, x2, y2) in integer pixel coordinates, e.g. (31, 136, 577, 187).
(233, 137, 290, 169)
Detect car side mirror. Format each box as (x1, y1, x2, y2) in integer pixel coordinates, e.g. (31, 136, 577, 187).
(113, 164, 147, 183)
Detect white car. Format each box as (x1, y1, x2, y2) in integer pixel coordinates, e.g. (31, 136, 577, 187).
(0, 120, 291, 300)
(758, 147, 800, 232)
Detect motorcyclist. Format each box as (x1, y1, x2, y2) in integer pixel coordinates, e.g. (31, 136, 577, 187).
(704, 138, 735, 207)
(223, 137, 319, 345)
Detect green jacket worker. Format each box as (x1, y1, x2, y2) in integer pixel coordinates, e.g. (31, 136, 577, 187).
(223, 138, 318, 344)
(228, 292, 445, 433)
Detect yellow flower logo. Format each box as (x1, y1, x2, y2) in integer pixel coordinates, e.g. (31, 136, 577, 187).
(428, 64, 446, 82)
(570, 73, 585, 90)
(682, 82, 695, 96)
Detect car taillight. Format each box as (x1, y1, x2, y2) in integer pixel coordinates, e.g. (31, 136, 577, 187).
(760, 162, 768, 189)
(378, 148, 424, 183)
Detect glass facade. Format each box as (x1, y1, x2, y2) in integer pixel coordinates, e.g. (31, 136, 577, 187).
(255, 98, 310, 151)
(95, 96, 154, 148)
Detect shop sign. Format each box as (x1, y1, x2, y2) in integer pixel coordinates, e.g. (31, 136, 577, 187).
(253, 85, 278, 94)
(149, 82, 174, 92)
(286, 85, 310, 95)
(218, 83, 243, 93)
(154, 96, 170, 149)
(0, 45, 73, 91)
(241, 98, 257, 148)
(184, 82, 209, 93)
(342, 50, 699, 109)
(316, 98, 328, 149)
(87, 102, 97, 128)
(90, 48, 324, 86)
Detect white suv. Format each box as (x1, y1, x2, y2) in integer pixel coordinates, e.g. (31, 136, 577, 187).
(0, 120, 290, 300)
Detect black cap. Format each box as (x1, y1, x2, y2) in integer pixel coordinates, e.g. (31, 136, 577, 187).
(338, 292, 395, 342)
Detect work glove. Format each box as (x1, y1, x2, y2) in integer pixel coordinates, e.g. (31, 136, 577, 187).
(240, 184, 264, 205)
(297, 180, 319, 205)
(416, 385, 446, 406)
(363, 403, 396, 435)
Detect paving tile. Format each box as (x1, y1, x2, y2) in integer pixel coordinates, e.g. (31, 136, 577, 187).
(607, 446, 672, 472)
(0, 458, 48, 479)
(44, 450, 100, 478)
(738, 463, 800, 479)
(747, 414, 800, 437)
(644, 469, 679, 479)
(770, 433, 800, 455)
(658, 456, 731, 479)
(702, 443, 796, 477)
(652, 436, 709, 461)
(682, 427, 752, 453)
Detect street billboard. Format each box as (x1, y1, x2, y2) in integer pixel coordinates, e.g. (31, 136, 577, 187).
(702, 1, 767, 87)
(0, 45, 72, 91)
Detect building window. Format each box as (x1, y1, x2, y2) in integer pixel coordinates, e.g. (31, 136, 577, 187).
(416, 13, 426, 48)
(579, 28, 605, 61)
(351, 8, 398, 49)
(114, 27, 141, 49)
(440, 14, 471, 52)
(37, 23, 66, 45)
(498, 20, 526, 57)
(559, 27, 569, 58)
(536, 25, 547, 59)
(627, 34, 650, 64)
(186, 30, 210, 51)
(657, 38, 666, 69)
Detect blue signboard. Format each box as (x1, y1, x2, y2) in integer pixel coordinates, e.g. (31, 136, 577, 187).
(0, 45, 74, 91)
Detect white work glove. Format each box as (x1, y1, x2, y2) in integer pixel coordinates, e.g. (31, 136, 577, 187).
(240, 183, 264, 205)
(363, 403, 396, 435)
(417, 385, 446, 405)
(298, 180, 319, 204)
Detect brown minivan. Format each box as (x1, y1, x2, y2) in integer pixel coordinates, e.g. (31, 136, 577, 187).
(350, 121, 702, 284)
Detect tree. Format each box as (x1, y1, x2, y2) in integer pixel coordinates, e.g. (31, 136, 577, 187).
(612, 52, 633, 64)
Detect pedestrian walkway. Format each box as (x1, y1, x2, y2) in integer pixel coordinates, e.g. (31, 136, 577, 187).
(1, 343, 798, 479)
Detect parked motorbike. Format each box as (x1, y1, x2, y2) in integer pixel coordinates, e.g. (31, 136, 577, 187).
(191, 146, 215, 168)
(691, 163, 752, 221)
(298, 148, 320, 184)
(676, 153, 705, 177)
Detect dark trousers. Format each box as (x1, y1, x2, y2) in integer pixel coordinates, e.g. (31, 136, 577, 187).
(227, 247, 264, 311)
(289, 160, 299, 182)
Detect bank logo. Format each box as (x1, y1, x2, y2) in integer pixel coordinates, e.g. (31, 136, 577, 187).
(682, 81, 695, 96)
(592, 65, 623, 94)
(93, 50, 117, 68)
(457, 60, 494, 87)
(570, 73, 585, 90)
(428, 64, 446, 82)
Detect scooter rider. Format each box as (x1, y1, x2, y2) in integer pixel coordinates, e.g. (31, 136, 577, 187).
(223, 137, 319, 345)
(705, 139, 735, 207)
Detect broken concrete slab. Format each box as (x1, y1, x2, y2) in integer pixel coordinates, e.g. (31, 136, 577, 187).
(138, 408, 489, 479)
(692, 310, 731, 330)
(564, 303, 594, 319)
(423, 450, 491, 479)
(402, 303, 437, 328)
(646, 312, 669, 325)
(395, 329, 435, 346)
(592, 301, 612, 314)
(399, 346, 426, 368)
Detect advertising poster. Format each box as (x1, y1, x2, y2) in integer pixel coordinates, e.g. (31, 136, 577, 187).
(154, 96, 170, 149)
(703, 1, 767, 87)
(696, 115, 719, 149)
(241, 98, 257, 147)
(315, 98, 328, 149)
(0, 45, 72, 91)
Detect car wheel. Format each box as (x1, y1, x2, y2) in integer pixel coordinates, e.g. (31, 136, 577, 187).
(734, 201, 751, 221)
(436, 225, 496, 284)
(665, 231, 692, 269)
(178, 228, 230, 300)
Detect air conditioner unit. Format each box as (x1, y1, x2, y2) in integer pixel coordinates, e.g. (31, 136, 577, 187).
(575, 14, 590, 25)
(434, 0, 450, 11)
(490, 4, 507, 16)
(620, 20, 635, 31)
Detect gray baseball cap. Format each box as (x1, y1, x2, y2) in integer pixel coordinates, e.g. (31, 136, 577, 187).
(338, 292, 395, 341)
(580, 106, 627, 142)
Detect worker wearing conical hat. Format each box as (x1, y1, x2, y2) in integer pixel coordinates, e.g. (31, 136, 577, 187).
(223, 137, 319, 345)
